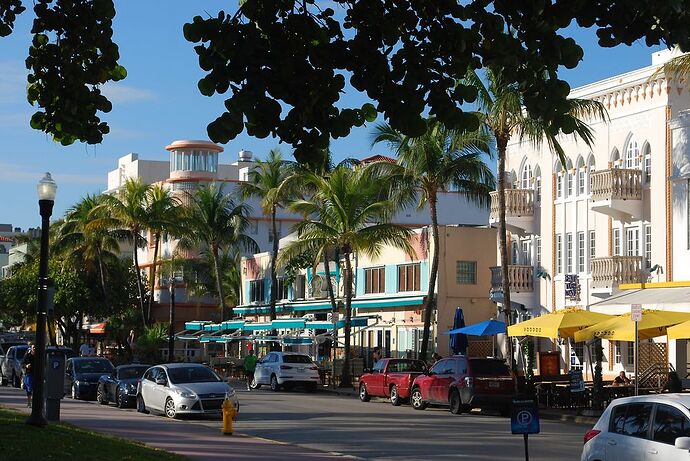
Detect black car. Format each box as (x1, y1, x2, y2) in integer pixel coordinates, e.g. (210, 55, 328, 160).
(64, 357, 114, 400)
(97, 364, 150, 408)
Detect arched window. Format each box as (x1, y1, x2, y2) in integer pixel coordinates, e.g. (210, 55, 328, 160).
(555, 161, 564, 199)
(576, 156, 586, 196)
(566, 159, 574, 197)
(521, 163, 532, 189)
(642, 143, 651, 183)
(534, 166, 542, 203)
(625, 138, 640, 169)
(587, 155, 596, 193)
(611, 148, 621, 169)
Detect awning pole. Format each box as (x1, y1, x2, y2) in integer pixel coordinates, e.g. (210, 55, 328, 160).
(634, 321, 639, 396)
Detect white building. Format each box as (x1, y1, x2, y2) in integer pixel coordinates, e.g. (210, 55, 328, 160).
(493, 49, 690, 382)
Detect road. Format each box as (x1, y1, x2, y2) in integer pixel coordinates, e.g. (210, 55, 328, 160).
(0, 384, 587, 460)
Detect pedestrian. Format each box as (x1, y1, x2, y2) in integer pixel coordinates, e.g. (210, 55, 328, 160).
(372, 348, 381, 364)
(21, 343, 36, 408)
(79, 341, 90, 357)
(613, 370, 632, 386)
(243, 349, 258, 391)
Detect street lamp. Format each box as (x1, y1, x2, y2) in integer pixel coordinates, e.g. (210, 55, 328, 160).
(27, 172, 57, 427)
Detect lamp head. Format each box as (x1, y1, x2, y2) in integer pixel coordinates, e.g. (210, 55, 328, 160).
(37, 172, 57, 201)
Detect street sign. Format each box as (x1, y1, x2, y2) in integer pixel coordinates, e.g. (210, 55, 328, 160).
(511, 399, 540, 435)
(569, 370, 585, 393)
(631, 304, 642, 322)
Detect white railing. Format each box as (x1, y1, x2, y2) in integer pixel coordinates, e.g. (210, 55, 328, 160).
(591, 256, 643, 289)
(490, 189, 534, 221)
(490, 265, 534, 293)
(590, 169, 642, 202)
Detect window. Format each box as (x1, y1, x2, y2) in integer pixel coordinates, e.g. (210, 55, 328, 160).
(589, 230, 596, 272)
(268, 222, 282, 242)
(644, 151, 651, 183)
(578, 169, 586, 195)
(626, 342, 634, 366)
(614, 341, 622, 364)
(430, 359, 451, 375)
(610, 403, 653, 438)
(511, 239, 519, 264)
(398, 263, 421, 292)
(567, 171, 574, 197)
(364, 267, 385, 294)
(589, 164, 595, 192)
(536, 237, 542, 266)
(521, 164, 532, 189)
(535, 175, 542, 203)
(645, 225, 652, 269)
(275, 277, 289, 301)
(456, 261, 477, 285)
(521, 240, 531, 266)
(613, 228, 621, 256)
(556, 234, 563, 274)
(627, 227, 640, 257)
(566, 233, 573, 273)
(556, 174, 563, 198)
(571, 343, 584, 371)
(653, 404, 690, 445)
(625, 139, 640, 169)
(249, 279, 265, 303)
(578, 232, 585, 273)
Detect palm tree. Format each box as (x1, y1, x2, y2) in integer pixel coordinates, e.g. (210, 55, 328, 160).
(54, 194, 125, 312)
(280, 166, 414, 387)
(180, 183, 257, 321)
(238, 148, 295, 327)
(144, 185, 184, 323)
(371, 118, 496, 360)
(90, 178, 151, 328)
(464, 68, 607, 371)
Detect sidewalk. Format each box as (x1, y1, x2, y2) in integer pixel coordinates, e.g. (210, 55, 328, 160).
(0, 386, 351, 461)
(317, 384, 600, 426)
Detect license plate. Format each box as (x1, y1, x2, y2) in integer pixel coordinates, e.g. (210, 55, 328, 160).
(489, 382, 500, 388)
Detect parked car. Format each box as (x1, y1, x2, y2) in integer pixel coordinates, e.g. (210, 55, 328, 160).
(251, 352, 320, 392)
(64, 357, 115, 400)
(97, 364, 151, 408)
(581, 394, 690, 461)
(137, 363, 239, 419)
(1, 345, 29, 387)
(410, 356, 513, 415)
(359, 358, 427, 406)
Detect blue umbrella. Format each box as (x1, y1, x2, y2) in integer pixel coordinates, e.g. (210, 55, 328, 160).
(444, 319, 507, 336)
(449, 307, 468, 355)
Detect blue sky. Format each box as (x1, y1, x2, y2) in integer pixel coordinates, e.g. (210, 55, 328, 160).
(0, 1, 663, 230)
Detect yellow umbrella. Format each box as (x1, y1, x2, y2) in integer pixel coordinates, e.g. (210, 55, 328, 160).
(574, 310, 690, 342)
(507, 308, 614, 339)
(660, 318, 690, 340)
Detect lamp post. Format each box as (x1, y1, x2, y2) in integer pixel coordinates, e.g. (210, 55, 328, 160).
(167, 275, 178, 362)
(27, 172, 57, 427)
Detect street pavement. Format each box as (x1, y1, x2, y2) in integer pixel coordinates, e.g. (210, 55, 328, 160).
(0, 383, 588, 460)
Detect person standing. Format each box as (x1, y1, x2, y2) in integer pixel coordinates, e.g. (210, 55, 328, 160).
(243, 349, 258, 391)
(21, 343, 36, 408)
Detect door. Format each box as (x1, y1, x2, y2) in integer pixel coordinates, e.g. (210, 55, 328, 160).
(604, 402, 653, 460)
(626, 228, 640, 257)
(64, 360, 73, 394)
(141, 367, 163, 411)
(428, 359, 454, 403)
(368, 360, 387, 396)
(647, 404, 690, 460)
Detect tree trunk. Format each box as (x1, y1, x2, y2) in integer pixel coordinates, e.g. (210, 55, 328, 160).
(147, 232, 161, 323)
(132, 231, 147, 329)
(96, 248, 110, 314)
(420, 192, 440, 361)
(497, 135, 516, 376)
(340, 252, 354, 388)
(212, 245, 229, 321)
(323, 249, 337, 311)
(269, 207, 279, 350)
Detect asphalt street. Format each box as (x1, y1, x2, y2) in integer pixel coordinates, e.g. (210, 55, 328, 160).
(0, 384, 587, 460)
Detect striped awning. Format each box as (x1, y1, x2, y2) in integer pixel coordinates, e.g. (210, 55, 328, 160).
(235, 295, 425, 315)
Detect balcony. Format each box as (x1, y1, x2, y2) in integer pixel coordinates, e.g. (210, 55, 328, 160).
(489, 189, 535, 235)
(590, 169, 643, 221)
(490, 265, 534, 293)
(591, 256, 644, 293)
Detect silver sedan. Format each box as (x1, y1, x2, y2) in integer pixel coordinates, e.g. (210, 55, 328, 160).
(137, 363, 239, 419)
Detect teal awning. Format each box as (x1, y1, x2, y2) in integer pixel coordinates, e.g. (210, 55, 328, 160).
(185, 321, 212, 331)
(283, 337, 313, 345)
(292, 301, 333, 312)
(352, 296, 425, 310)
(272, 319, 306, 329)
(305, 316, 369, 329)
(242, 322, 273, 331)
(234, 305, 289, 315)
(221, 320, 245, 330)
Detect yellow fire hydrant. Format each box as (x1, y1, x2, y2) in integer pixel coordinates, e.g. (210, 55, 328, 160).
(222, 398, 237, 435)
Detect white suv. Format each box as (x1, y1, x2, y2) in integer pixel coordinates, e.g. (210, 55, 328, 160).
(251, 352, 320, 392)
(581, 394, 690, 461)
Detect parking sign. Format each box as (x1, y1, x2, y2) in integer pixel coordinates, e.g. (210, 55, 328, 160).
(511, 399, 540, 435)
(631, 304, 642, 322)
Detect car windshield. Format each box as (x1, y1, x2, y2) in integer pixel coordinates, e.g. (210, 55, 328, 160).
(117, 366, 149, 380)
(389, 360, 426, 373)
(469, 359, 510, 376)
(15, 348, 28, 359)
(167, 366, 221, 384)
(282, 355, 312, 364)
(74, 360, 114, 374)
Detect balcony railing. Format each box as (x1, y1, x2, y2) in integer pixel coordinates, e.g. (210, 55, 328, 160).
(590, 168, 642, 202)
(591, 256, 643, 289)
(490, 265, 534, 293)
(489, 189, 534, 221)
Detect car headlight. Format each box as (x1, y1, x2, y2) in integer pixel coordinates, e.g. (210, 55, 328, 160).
(174, 389, 197, 399)
(225, 388, 236, 399)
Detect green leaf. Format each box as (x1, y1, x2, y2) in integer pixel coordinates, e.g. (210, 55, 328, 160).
(361, 103, 377, 122)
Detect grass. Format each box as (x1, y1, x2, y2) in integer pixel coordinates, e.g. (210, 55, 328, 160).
(0, 406, 188, 461)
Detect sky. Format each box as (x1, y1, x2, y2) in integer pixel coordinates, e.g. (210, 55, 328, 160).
(0, 1, 664, 231)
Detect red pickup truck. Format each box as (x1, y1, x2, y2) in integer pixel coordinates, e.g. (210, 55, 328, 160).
(358, 358, 427, 406)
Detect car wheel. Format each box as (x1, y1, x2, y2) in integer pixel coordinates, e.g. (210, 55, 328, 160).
(71, 383, 79, 400)
(164, 398, 178, 419)
(410, 387, 427, 410)
(270, 375, 280, 392)
(1, 373, 7, 386)
(250, 377, 261, 390)
(11, 372, 20, 388)
(390, 385, 402, 406)
(115, 387, 123, 408)
(136, 394, 149, 414)
(97, 385, 108, 405)
(359, 383, 371, 402)
(449, 390, 462, 415)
